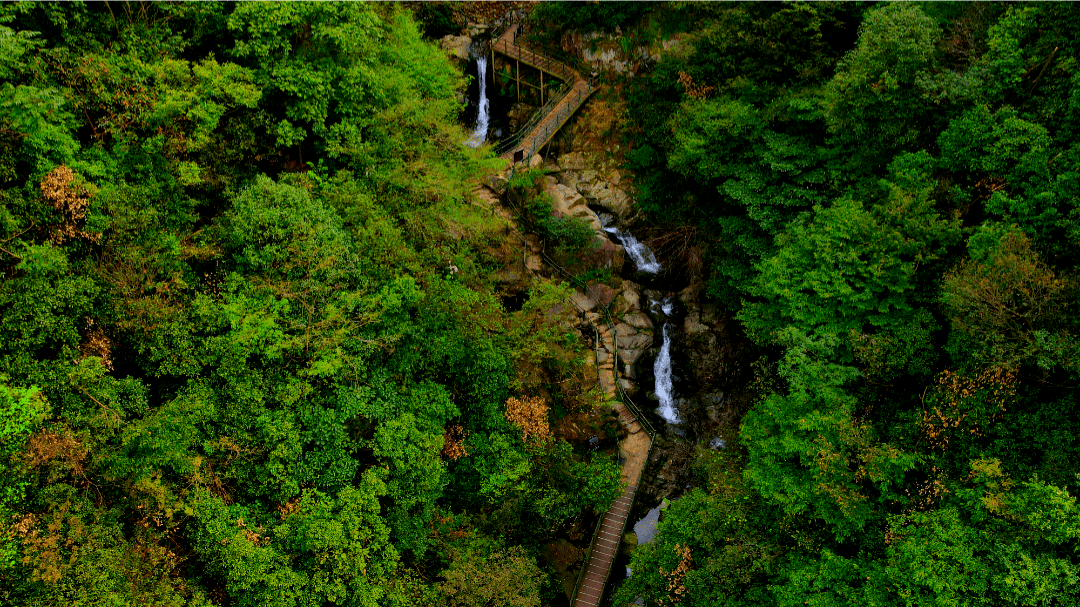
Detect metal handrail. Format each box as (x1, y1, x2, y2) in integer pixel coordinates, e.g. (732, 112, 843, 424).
(494, 79, 571, 155)
(498, 173, 658, 606)
(569, 507, 608, 607)
(490, 22, 596, 164)
(500, 83, 594, 163)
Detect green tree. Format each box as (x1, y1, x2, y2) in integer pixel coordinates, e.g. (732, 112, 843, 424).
(824, 3, 940, 157)
(435, 534, 543, 607)
(739, 158, 960, 346)
(373, 413, 447, 559)
(616, 452, 780, 607)
(740, 331, 917, 542)
(942, 225, 1072, 369)
(191, 470, 407, 607)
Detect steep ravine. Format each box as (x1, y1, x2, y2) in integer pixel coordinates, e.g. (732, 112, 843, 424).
(452, 15, 746, 602)
(476, 146, 750, 602)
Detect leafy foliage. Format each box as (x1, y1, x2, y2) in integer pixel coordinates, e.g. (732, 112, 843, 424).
(617, 2, 1080, 605)
(0, 3, 620, 605)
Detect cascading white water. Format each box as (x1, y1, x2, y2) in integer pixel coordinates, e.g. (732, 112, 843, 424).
(654, 320, 680, 424)
(601, 224, 661, 274)
(466, 56, 489, 148)
(600, 215, 679, 423)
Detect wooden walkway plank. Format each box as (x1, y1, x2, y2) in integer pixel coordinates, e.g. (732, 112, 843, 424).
(572, 484, 639, 607)
(491, 23, 595, 164)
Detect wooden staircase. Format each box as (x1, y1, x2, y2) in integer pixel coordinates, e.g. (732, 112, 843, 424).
(573, 484, 638, 607)
(491, 24, 595, 164)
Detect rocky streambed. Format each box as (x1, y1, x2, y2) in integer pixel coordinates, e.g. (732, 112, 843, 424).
(475, 148, 753, 601)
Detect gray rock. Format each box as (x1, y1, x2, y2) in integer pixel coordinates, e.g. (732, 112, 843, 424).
(580, 180, 633, 217)
(559, 170, 582, 193)
(617, 332, 654, 351)
(544, 182, 603, 234)
(623, 312, 653, 330)
(557, 151, 590, 171)
(529, 154, 544, 169)
(620, 284, 642, 311)
(595, 185, 633, 217)
(619, 348, 644, 365)
(571, 291, 598, 312)
(599, 369, 617, 395)
(684, 312, 709, 335)
(583, 238, 625, 272)
(586, 283, 618, 307)
(577, 170, 600, 188)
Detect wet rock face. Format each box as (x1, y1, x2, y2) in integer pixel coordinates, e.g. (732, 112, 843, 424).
(583, 238, 625, 272)
(637, 276, 746, 501)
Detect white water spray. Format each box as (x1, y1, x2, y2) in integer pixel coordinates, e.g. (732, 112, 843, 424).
(599, 216, 678, 423)
(466, 56, 489, 148)
(654, 322, 680, 424)
(600, 223, 662, 274)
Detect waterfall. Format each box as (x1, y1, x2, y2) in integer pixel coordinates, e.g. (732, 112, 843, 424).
(652, 300, 678, 423)
(600, 213, 679, 424)
(466, 56, 489, 148)
(600, 221, 662, 274)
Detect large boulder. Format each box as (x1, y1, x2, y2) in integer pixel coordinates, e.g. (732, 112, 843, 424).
(586, 282, 618, 307)
(582, 237, 625, 273)
(595, 185, 633, 217)
(544, 182, 603, 234)
(623, 312, 653, 331)
(560, 169, 597, 195)
(579, 180, 633, 217)
(439, 35, 472, 62)
(571, 291, 598, 312)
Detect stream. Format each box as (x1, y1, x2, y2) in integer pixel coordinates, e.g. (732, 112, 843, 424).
(600, 216, 680, 426)
(600, 215, 690, 599)
(459, 33, 717, 605)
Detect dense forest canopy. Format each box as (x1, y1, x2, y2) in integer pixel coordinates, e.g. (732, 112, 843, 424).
(602, 2, 1080, 606)
(0, 3, 622, 606)
(2, 1, 1080, 607)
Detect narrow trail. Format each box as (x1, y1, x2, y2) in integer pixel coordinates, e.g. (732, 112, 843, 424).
(574, 310, 653, 607)
(492, 24, 596, 164)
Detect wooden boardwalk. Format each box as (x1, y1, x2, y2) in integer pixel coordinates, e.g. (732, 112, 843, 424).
(492, 24, 595, 164)
(574, 484, 638, 607)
